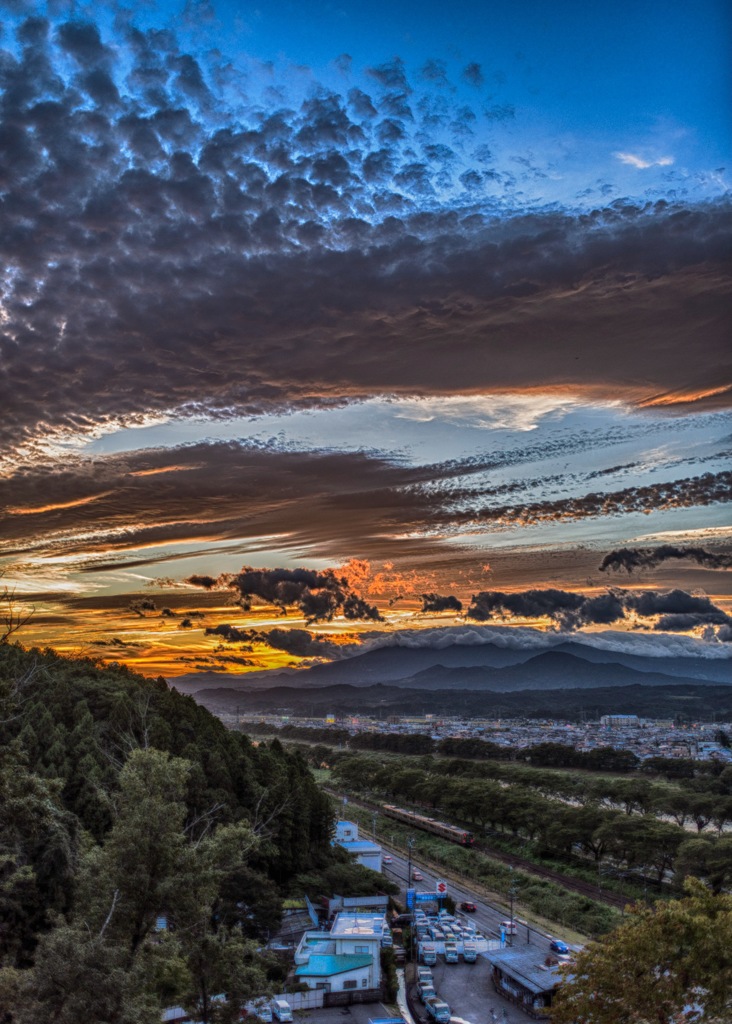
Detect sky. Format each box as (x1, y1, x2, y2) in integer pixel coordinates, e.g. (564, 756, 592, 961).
(0, 0, 731, 678)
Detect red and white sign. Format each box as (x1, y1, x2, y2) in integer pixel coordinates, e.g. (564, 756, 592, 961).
(435, 879, 448, 896)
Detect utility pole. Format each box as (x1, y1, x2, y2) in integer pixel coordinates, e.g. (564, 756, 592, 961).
(407, 835, 415, 962)
(508, 868, 519, 947)
(372, 812, 378, 841)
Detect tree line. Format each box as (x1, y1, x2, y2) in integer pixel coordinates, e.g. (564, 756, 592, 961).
(327, 751, 732, 893)
(0, 644, 356, 1023)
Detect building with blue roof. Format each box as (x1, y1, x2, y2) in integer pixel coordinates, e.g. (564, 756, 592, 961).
(294, 911, 385, 994)
(334, 821, 383, 871)
(295, 953, 374, 992)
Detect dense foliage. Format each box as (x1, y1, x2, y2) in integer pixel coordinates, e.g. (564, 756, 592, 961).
(343, 801, 618, 936)
(0, 644, 337, 1022)
(551, 879, 732, 1024)
(322, 748, 732, 894)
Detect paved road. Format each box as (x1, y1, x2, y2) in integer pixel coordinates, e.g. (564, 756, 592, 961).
(382, 846, 555, 957)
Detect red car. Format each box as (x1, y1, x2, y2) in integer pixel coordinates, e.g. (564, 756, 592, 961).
(460, 901, 477, 912)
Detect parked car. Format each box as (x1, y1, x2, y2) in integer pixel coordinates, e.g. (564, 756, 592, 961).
(459, 901, 477, 912)
(245, 1001, 272, 1023)
(550, 939, 571, 957)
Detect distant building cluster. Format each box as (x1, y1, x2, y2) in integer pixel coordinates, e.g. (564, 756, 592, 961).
(228, 712, 732, 763)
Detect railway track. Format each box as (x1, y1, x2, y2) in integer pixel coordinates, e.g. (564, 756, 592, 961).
(326, 788, 629, 911)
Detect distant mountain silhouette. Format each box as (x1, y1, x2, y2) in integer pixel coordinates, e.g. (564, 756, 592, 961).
(384, 649, 714, 691)
(190, 677, 732, 721)
(170, 639, 731, 695)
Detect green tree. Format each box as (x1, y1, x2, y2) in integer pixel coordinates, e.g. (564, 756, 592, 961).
(676, 835, 732, 895)
(550, 879, 732, 1024)
(0, 743, 77, 965)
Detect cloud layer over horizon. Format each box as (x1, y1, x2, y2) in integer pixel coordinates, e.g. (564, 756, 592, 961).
(0, 14, 730, 462)
(1, 5, 730, 677)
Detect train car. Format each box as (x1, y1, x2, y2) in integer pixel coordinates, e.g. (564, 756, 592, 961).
(382, 805, 474, 846)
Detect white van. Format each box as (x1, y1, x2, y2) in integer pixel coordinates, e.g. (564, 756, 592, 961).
(270, 999, 293, 1022)
(247, 1000, 273, 1022)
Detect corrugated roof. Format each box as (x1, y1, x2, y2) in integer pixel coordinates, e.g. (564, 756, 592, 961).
(295, 954, 373, 977)
(487, 949, 565, 995)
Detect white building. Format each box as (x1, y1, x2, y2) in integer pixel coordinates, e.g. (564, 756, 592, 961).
(295, 912, 385, 994)
(600, 714, 640, 728)
(334, 820, 383, 872)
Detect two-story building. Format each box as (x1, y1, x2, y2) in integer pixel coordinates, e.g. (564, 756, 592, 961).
(294, 912, 385, 994)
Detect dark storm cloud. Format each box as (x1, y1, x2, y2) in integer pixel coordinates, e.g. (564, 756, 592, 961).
(420, 592, 463, 613)
(599, 545, 732, 574)
(205, 623, 251, 642)
(466, 587, 732, 632)
(186, 574, 219, 589)
(204, 623, 349, 658)
(0, 15, 728, 459)
(255, 627, 340, 657)
(225, 566, 383, 623)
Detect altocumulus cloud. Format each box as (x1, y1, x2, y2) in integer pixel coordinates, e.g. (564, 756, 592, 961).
(1, 441, 730, 570)
(0, 14, 730, 461)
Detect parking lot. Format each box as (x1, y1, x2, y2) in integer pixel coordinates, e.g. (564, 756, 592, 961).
(412, 956, 534, 1024)
(296, 1002, 397, 1024)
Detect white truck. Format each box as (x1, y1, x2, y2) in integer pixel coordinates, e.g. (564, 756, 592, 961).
(462, 940, 477, 963)
(419, 983, 436, 1004)
(425, 998, 451, 1024)
(444, 941, 459, 963)
(417, 967, 433, 985)
(420, 942, 437, 966)
(270, 999, 293, 1023)
(246, 1000, 273, 1022)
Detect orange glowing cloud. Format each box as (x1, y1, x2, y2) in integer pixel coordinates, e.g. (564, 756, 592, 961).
(639, 384, 732, 408)
(6, 491, 115, 515)
(128, 464, 202, 477)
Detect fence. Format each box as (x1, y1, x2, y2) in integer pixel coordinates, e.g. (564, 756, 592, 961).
(324, 988, 384, 1007)
(274, 990, 324, 1010)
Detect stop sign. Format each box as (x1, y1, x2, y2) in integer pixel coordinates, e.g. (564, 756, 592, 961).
(435, 879, 448, 896)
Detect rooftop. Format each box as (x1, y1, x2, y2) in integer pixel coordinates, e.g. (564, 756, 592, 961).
(330, 913, 386, 937)
(487, 948, 566, 995)
(295, 953, 373, 977)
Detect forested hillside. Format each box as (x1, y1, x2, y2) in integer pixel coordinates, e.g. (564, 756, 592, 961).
(0, 644, 337, 1023)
